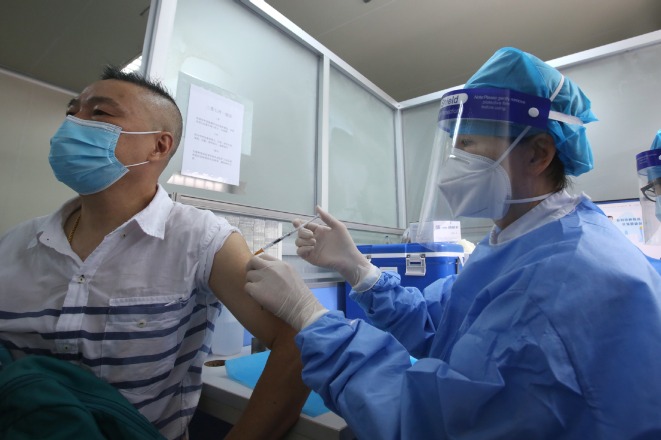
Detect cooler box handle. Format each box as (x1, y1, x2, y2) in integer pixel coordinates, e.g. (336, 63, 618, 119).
(406, 254, 426, 276)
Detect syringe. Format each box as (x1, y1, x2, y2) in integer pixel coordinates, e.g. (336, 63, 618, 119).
(254, 214, 320, 256)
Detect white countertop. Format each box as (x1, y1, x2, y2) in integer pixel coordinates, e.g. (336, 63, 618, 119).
(198, 347, 355, 440)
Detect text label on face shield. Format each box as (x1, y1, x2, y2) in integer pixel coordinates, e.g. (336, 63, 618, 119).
(437, 88, 551, 130)
(440, 93, 468, 108)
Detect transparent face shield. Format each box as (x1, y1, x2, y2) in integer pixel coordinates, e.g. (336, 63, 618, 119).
(636, 150, 661, 245)
(415, 87, 559, 245)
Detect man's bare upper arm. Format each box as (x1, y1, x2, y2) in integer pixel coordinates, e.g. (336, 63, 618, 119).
(208, 232, 288, 347)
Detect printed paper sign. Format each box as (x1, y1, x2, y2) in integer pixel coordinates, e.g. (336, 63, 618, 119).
(181, 83, 244, 185)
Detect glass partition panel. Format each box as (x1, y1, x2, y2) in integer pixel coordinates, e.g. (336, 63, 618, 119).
(328, 66, 397, 227)
(159, 0, 318, 215)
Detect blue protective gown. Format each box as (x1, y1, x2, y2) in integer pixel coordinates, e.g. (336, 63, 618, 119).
(296, 197, 661, 440)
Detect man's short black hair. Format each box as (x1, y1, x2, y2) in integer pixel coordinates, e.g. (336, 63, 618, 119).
(101, 65, 178, 108)
(100, 65, 183, 155)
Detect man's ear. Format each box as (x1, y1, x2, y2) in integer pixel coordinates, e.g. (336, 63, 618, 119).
(150, 132, 175, 161)
(526, 133, 556, 176)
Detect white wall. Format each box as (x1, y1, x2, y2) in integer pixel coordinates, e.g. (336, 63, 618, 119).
(0, 71, 76, 236)
(562, 42, 661, 201)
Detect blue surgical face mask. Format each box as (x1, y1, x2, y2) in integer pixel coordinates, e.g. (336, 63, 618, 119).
(49, 115, 160, 195)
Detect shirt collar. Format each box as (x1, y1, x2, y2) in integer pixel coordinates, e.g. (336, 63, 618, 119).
(30, 196, 82, 250)
(30, 185, 173, 249)
(490, 190, 585, 245)
(131, 185, 173, 239)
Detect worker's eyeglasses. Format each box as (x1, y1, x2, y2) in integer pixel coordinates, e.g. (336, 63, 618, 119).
(640, 182, 657, 202)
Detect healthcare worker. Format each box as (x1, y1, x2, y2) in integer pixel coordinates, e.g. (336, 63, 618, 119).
(636, 129, 661, 272)
(641, 129, 661, 224)
(245, 47, 661, 439)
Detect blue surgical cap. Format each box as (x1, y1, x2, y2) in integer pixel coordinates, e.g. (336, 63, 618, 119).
(651, 129, 661, 150)
(465, 47, 598, 177)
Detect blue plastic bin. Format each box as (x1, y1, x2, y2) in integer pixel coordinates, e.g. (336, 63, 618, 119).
(344, 242, 465, 321)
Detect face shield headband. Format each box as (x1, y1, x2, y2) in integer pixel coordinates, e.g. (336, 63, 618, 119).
(438, 80, 582, 145)
(414, 79, 583, 245)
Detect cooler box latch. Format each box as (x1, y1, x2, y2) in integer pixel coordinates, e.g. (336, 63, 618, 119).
(406, 253, 426, 276)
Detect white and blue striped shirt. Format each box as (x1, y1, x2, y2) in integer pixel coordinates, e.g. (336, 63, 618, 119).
(0, 185, 237, 439)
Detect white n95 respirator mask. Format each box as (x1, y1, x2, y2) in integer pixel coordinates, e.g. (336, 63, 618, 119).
(438, 148, 512, 220)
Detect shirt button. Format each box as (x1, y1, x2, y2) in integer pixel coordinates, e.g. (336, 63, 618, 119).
(78, 275, 85, 283)
(63, 345, 69, 351)
(137, 319, 147, 328)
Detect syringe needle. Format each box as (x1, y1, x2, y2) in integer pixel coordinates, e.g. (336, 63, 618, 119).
(254, 214, 320, 256)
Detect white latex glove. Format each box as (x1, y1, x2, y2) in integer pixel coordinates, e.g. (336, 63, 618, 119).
(245, 254, 328, 331)
(294, 206, 380, 289)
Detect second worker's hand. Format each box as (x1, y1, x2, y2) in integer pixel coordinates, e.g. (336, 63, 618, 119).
(245, 254, 328, 331)
(293, 206, 375, 287)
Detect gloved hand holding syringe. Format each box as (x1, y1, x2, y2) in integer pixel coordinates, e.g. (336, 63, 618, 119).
(253, 214, 320, 255)
(246, 206, 380, 331)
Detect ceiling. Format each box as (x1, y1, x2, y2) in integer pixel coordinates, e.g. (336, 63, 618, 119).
(2, 0, 661, 100)
(0, 0, 150, 94)
(265, 0, 661, 101)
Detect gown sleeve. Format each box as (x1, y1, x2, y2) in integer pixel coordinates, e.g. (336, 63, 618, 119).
(296, 297, 585, 440)
(348, 271, 456, 358)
